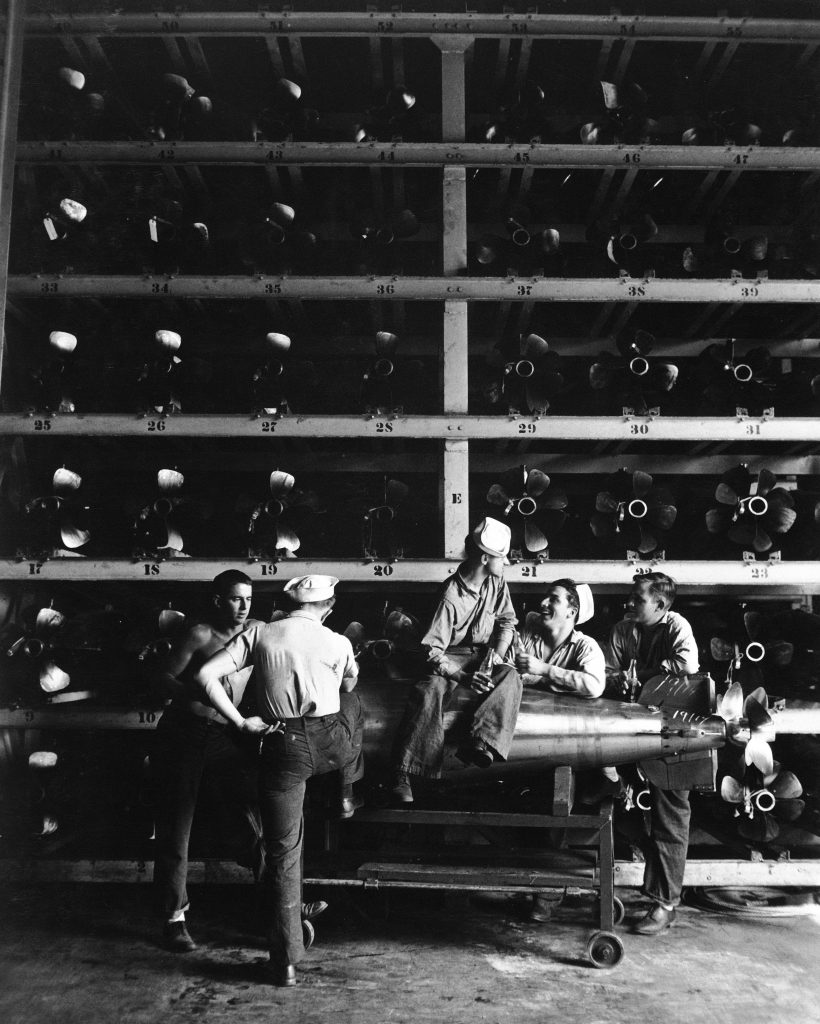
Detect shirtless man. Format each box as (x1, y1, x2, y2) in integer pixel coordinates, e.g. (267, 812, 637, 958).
(151, 570, 263, 951)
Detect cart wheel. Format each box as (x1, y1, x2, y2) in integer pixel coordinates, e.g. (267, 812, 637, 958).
(586, 930, 624, 969)
(613, 896, 625, 926)
(302, 919, 315, 950)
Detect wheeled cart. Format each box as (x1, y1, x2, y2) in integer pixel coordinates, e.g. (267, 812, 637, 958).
(305, 766, 625, 969)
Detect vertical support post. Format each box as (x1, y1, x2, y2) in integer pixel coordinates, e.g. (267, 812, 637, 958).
(437, 36, 472, 556)
(0, 0, 27, 403)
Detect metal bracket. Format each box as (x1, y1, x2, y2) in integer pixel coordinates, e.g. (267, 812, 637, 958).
(735, 407, 775, 421)
(742, 549, 782, 566)
(622, 406, 660, 420)
(627, 549, 666, 564)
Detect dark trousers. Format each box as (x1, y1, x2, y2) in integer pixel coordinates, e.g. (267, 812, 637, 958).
(152, 709, 262, 917)
(642, 783, 691, 907)
(259, 690, 364, 966)
(394, 652, 522, 778)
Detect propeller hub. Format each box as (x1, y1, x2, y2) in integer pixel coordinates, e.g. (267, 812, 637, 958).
(153, 497, 174, 517)
(514, 359, 535, 379)
(373, 358, 394, 378)
(745, 641, 766, 663)
(511, 226, 530, 247)
(264, 499, 285, 518)
(723, 235, 741, 255)
(753, 789, 776, 813)
(516, 495, 538, 517)
(635, 788, 652, 811)
(745, 495, 769, 517)
(371, 505, 395, 523)
(619, 232, 638, 251)
(627, 498, 648, 520)
(21, 638, 45, 658)
(370, 638, 393, 661)
(629, 356, 649, 376)
(732, 362, 753, 383)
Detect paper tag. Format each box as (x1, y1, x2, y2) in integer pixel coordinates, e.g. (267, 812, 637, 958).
(43, 217, 58, 241)
(149, 216, 158, 243)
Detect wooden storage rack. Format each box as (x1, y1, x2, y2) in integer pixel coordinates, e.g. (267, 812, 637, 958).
(1, 5, 819, 906)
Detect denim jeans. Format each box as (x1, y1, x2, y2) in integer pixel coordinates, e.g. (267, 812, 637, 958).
(394, 649, 522, 778)
(152, 708, 262, 917)
(642, 783, 691, 907)
(258, 690, 363, 966)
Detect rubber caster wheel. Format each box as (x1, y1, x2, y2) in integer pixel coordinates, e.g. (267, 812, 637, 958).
(302, 919, 315, 950)
(586, 930, 624, 969)
(613, 896, 625, 926)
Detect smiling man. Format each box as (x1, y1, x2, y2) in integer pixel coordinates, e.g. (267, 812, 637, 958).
(605, 571, 699, 937)
(515, 579, 604, 698)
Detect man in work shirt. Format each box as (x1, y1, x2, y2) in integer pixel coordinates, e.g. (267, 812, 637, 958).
(195, 574, 363, 987)
(515, 579, 604, 698)
(605, 571, 699, 936)
(391, 517, 521, 804)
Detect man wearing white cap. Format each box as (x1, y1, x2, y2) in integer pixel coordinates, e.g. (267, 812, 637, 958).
(514, 579, 605, 698)
(195, 574, 363, 987)
(391, 517, 521, 803)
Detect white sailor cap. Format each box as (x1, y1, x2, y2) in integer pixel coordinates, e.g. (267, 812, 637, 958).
(471, 517, 511, 562)
(576, 583, 595, 625)
(284, 574, 339, 603)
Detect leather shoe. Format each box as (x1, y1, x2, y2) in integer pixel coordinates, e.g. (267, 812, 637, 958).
(339, 792, 364, 819)
(301, 900, 328, 921)
(266, 963, 297, 987)
(162, 920, 197, 952)
(457, 740, 494, 769)
(632, 903, 676, 935)
(390, 773, 414, 805)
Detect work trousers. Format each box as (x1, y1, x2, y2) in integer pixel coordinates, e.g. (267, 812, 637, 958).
(642, 783, 691, 908)
(395, 649, 522, 778)
(259, 690, 364, 966)
(152, 709, 262, 918)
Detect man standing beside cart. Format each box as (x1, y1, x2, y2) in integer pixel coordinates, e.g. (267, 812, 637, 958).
(605, 570, 699, 935)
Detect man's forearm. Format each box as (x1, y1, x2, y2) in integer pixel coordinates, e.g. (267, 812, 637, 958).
(196, 668, 244, 727)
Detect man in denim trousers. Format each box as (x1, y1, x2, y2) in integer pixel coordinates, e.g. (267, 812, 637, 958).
(152, 570, 262, 953)
(195, 574, 363, 987)
(605, 571, 699, 935)
(390, 517, 521, 804)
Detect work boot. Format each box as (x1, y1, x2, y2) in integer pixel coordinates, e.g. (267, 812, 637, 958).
(162, 920, 197, 952)
(632, 903, 676, 935)
(301, 900, 329, 921)
(391, 771, 414, 804)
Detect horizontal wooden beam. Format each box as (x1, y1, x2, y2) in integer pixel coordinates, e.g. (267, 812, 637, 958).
(0, 558, 815, 588)
(16, 141, 820, 172)
(0, 857, 818, 888)
(9, 275, 818, 303)
(24, 12, 820, 43)
(0, 412, 816, 441)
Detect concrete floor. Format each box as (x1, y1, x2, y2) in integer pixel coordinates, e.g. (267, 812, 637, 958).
(1, 883, 819, 1024)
